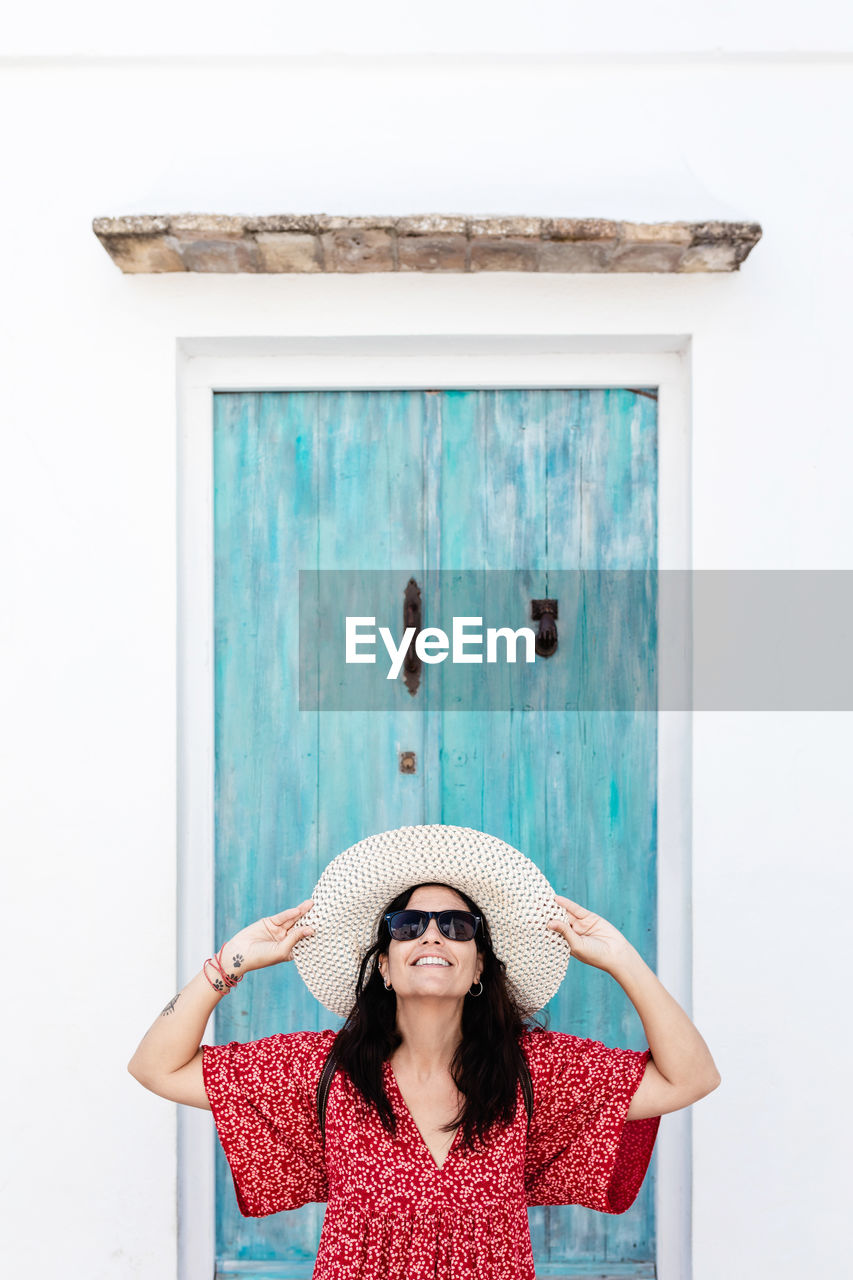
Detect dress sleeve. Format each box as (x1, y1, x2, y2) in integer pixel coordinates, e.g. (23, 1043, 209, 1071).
(202, 1028, 334, 1217)
(522, 1029, 660, 1214)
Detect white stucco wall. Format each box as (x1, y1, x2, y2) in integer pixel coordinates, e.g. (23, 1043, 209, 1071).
(2, 5, 851, 1278)
(4, 0, 853, 55)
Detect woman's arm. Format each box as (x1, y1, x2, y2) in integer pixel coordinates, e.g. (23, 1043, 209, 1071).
(548, 895, 721, 1121)
(127, 899, 315, 1109)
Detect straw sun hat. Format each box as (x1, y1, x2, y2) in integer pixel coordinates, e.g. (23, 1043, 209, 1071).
(293, 824, 571, 1018)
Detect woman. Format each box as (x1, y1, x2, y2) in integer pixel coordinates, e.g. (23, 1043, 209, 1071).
(129, 824, 720, 1279)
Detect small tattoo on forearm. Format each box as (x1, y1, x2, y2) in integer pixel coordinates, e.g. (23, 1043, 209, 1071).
(232, 954, 243, 969)
(161, 994, 180, 1016)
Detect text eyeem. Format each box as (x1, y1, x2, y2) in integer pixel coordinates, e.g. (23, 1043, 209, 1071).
(346, 617, 537, 679)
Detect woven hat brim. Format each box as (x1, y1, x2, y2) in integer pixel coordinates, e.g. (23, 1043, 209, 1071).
(292, 824, 570, 1018)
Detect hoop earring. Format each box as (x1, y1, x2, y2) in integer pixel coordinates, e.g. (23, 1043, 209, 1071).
(468, 980, 483, 997)
(383, 978, 393, 991)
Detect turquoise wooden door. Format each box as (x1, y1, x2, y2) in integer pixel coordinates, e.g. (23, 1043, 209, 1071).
(213, 388, 657, 1279)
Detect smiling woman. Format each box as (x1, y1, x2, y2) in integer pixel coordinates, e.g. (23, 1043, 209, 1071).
(331, 881, 519, 1154)
(127, 824, 720, 1280)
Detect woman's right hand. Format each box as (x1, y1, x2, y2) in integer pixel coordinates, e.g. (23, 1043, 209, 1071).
(218, 899, 316, 977)
(128, 899, 316, 1111)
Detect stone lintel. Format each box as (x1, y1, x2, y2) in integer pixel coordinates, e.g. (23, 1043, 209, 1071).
(542, 218, 622, 242)
(468, 215, 545, 239)
(93, 213, 762, 274)
(396, 214, 469, 236)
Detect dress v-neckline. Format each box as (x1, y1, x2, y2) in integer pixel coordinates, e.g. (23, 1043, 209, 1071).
(384, 1060, 463, 1172)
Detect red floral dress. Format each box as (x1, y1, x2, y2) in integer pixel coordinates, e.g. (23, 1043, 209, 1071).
(202, 1028, 659, 1280)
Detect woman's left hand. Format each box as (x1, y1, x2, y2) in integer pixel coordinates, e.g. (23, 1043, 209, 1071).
(548, 895, 635, 974)
(550, 896, 722, 1119)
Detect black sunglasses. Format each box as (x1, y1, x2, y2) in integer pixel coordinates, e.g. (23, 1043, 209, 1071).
(384, 909, 481, 943)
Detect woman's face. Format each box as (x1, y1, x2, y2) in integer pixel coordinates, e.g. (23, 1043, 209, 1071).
(378, 884, 483, 1001)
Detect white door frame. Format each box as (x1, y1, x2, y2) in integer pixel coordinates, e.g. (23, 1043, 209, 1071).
(176, 334, 693, 1280)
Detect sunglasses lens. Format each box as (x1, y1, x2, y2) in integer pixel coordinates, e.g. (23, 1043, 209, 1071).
(387, 910, 428, 940)
(439, 911, 478, 941)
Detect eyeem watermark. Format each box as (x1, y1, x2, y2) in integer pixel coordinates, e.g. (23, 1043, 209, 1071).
(346, 616, 537, 678)
(298, 568, 853, 711)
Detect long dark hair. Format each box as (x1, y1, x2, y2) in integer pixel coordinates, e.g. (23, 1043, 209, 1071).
(331, 882, 541, 1148)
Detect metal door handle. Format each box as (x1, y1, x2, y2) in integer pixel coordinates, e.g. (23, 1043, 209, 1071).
(531, 598, 558, 657)
(403, 578, 422, 696)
